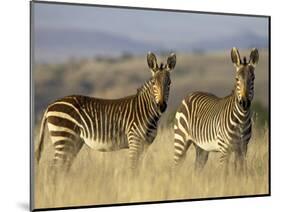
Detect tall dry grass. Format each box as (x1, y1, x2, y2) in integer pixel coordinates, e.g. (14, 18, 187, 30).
(34, 124, 269, 209)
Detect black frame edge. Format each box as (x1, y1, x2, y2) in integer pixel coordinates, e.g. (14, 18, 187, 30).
(33, 194, 270, 212)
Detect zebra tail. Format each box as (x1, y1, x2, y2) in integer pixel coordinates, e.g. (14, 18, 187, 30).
(35, 109, 48, 163)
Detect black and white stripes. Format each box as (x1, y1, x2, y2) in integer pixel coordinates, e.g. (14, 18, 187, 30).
(173, 48, 259, 173)
(35, 52, 176, 171)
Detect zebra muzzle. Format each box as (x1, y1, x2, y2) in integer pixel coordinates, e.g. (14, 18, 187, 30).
(159, 102, 167, 113)
(239, 98, 251, 110)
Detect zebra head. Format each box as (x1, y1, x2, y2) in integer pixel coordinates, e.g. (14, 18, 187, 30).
(231, 47, 259, 110)
(147, 52, 176, 113)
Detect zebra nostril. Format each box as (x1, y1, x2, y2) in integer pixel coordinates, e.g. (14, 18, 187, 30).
(159, 102, 167, 113)
(239, 98, 250, 110)
(239, 100, 243, 107)
(245, 99, 251, 108)
(242, 100, 247, 109)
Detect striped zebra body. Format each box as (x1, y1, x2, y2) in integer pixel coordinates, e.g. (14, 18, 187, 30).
(39, 81, 160, 169)
(174, 91, 251, 163)
(36, 52, 176, 171)
(174, 48, 258, 173)
(48, 95, 136, 152)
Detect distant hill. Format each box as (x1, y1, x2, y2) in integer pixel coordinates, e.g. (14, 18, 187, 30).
(189, 31, 268, 52)
(34, 28, 268, 63)
(34, 28, 162, 62)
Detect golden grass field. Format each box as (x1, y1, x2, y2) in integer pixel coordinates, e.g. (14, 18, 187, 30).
(34, 122, 269, 209)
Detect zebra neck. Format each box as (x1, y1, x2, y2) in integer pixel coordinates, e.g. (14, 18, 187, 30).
(231, 94, 251, 127)
(136, 81, 161, 120)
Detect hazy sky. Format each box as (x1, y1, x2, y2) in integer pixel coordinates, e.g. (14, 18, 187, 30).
(34, 2, 268, 46)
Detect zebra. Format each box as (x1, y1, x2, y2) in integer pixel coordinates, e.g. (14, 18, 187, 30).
(173, 48, 259, 174)
(35, 52, 176, 172)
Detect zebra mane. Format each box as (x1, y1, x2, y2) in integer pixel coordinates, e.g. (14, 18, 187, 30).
(242, 56, 247, 65)
(228, 83, 242, 101)
(136, 79, 153, 95)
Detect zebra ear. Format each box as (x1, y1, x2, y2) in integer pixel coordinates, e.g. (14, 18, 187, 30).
(249, 48, 259, 67)
(147, 52, 158, 73)
(167, 53, 176, 71)
(231, 47, 241, 67)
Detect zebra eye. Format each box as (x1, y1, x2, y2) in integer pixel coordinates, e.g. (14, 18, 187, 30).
(166, 78, 171, 86)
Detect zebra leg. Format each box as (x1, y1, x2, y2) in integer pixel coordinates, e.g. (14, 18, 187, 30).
(194, 145, 209, 172)
(46, 139, 82, 204)
(139, 143, 150, 168)
(174, 110, 192, 166)
(48, 138, 84, 201)
(218, 140, 231, 177)
(128, 136, 143, 170)
(234, 143, 248, 175)
(174, 137, 192, 166)
(220, 153, 230, 178)
(52, 138, 84, 175)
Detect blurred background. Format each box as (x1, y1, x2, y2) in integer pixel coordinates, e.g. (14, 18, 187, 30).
(33, 2, 269, 128)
